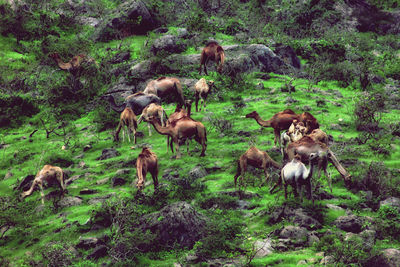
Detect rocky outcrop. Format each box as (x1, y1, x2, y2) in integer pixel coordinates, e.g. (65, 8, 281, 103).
(366, 248, 400, 267)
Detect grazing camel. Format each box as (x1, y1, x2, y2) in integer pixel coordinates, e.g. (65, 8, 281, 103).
(101, 92, 161, 115)
(195, 78, 215, 112)
(246, 110, 300, 148)
(308, 128, 329, 145)
(234, 146, 281, 192)
(281, 153, 318, 203)
(199, 41, 225, 75)
(299, 112, 320, 134)
(148, 116, 207, 159)
(21, 165, 66, 204)
(166, 100, 193, 152)
(143, 77, 186, 109)
(136, 147, 158, 191)
(49, 53, 86, 71)
(115, 107, 137, 143)
(286, 136, 351, 190)
(137, 103, 168, 136)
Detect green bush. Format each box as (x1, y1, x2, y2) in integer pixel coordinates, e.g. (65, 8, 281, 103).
(41, 242, 75, 267)
(0, 95, 39, 127)
(42, 150, 74, 168)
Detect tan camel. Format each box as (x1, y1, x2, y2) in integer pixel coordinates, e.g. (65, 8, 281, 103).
(246, 110, 300, 148)
(115, 107, 137, 143)
(148, 116, 207, 158)
(308, 128, 329, 145)
(21, 165, 66, 204)
(49, 53, 86, 71)
(137, 103, 168, 136)
(195, 78, 215, 112)
(199, 41, 225, 75)
(136, 147, 159, 191)
(299, 112, 320, 134)
(234, 146, 281, 192)
(143, 77, 186, 109)
(286, 136, 351, 190)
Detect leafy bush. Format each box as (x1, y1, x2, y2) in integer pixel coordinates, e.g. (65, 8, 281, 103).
(376, 205, 400, 240)
(0, 95, 39, 127)
(42, 150, 74, 168)
(195, 211, 245, 259)
(315, 232, 377, 265)
(41, 242, 75, 267)
(354, 91, 386, 133)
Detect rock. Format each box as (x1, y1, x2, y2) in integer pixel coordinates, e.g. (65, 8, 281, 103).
(58, 196, 83, 208)
(4, 171, 13, 179)
(15, 174, 35, 191)
(330, 124, 343, 131)
(285, 96, 298, 104)
(111, 177, 127, 187)
(303, 105, 312, 111)
(380, 197, 400, 212)
(162, 168, 180, 181)
(151, 34, 186, 55)
(320, 255, 335, 265)
(269, 206, 321, 230)
(96, 148, 120, 160)
(188, 165, 207, 181)
(88, 193, 115, 205)
(115, 169, 131, 176)
(76, 237, 100, 250)
(96, 177, 110, 185)
(79, 189, 98, 195)
(78, 161, 86, 169)
(366, 248, 400, 267)
(254, 239, 273, 258)
(326, 203, 344, 211)
(93, 0, 158, 41)
(110, 52, 131, 64)
(274, 44, 301, 69)
(87, 245, 108, 260)
(279, 226, 309, 246)
(255, 82, 265, 90)
(138, 201, 207, 249)
(334, 215, 364, 233)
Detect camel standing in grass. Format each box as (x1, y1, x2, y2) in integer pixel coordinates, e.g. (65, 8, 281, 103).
(308, 128, 329, 145)
(166, 100, 193, 152)
(199, 41, 225, 75)
(136, 147, 158, 191)
(280, 153, 318, 203)
(299, 112, 320, 134)
(234, 146, 281, 192)
(195, 78, 215, 112)
(21, 165, 66, 204)
(115, 107, 137, 143)
(137, 103, 168, 136)
(49, 53, 86, 71)
(246, 110, 300, 148)
(144, 77, 186, 109)
(148, 116, 207, 159)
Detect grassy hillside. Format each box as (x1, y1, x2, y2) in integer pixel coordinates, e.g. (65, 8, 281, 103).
(1, 0, 400, 266)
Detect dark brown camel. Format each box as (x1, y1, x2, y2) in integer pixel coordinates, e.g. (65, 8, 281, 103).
(144, 77, 186, 109)
(234, 146, 281, 192)
(136, 147, 158, 191)
(199, 41, 225, 75)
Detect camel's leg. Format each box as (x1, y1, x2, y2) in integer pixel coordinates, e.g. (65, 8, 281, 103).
(284, 182, 288, 200)
(234, 161, 241, 191)
(174, 138, 181, 159)
(274, 129, 280, 148)
(195, 92, 199, 112)
(204, 57, 210, 75)
(115, 122, 123, 142)
(38, 182, 45, 204)
(133, 126, 137, 144)
(148, 122, 152, 136)
(307, 178, 314, 204)
(324, 166, 332, 192)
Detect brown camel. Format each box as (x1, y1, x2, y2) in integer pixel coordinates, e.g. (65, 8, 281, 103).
(246, 110, 300, 148)
(21, 165, 66, 204)
(137, 103, 168, 136)
(143, 77, 186, 109)
(299, 112, 320, 134)
(136, 147, 158, 191)
(307, 128, 329, 145)
(115, 107, 137, 143)
(199, 41, 225, 75)
(166, 100, 193, 152)
(195, 78, 215, 112)
(286, 136, 351, 190)
(49, 53, 86, 71)
(148, 116, 207, 159)
(234, 146, 281, 192)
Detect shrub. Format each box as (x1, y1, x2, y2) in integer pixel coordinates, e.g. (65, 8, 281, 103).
(41, 242, 75, 267)
(354, 91, 386, 133)
(0, 95, 39, 127)
(42, 150, 74, 168)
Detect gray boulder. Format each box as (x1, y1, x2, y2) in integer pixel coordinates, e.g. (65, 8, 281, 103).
(380, 197, 400, 212)
(334, 215, 364, 233)
(367, 248, 400, 267)
(96, 148, 120, 160)
(58, 196, 83, 208)
(151, 35, 186, 56)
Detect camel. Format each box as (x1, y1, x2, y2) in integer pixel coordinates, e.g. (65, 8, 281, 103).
(147, 116, 207, 159)
(307, 128, 329, 145)
(299, 112, 320, 134)
(195, 78, 215, 112)
(281, 153, 318, 203)
(285, 136, 351, 190)
(245, 110, 300, 148)
(49, 53, 86, 71)
(136, 147, 158, 191)
(143, 77, 186, 109)
(137, 103, 168, 136)
(199, 41, 225, 75)
(234, 146, 281, 192)
(101, 92, 161, 115)
(166, 100, 193, 152)
(115, 107, 137, 143)
(21, 165, 66, 204)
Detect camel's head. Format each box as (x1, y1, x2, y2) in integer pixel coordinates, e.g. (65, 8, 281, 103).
(207, 80, 215, 87)
(245, 111, 258, 119)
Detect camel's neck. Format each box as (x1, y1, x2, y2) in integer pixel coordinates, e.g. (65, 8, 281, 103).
(327, 149, 351, 181)
(270, 159, 281, 169)
(254, 115, 271, 127)
(187, 104, 192, 117)
(305, 163, 314, 179)
(151, 121, 173, 136)
(107, 96, 126, 113)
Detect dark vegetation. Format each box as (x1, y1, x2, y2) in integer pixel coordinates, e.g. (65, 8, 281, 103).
(0, 0, 399, 266)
